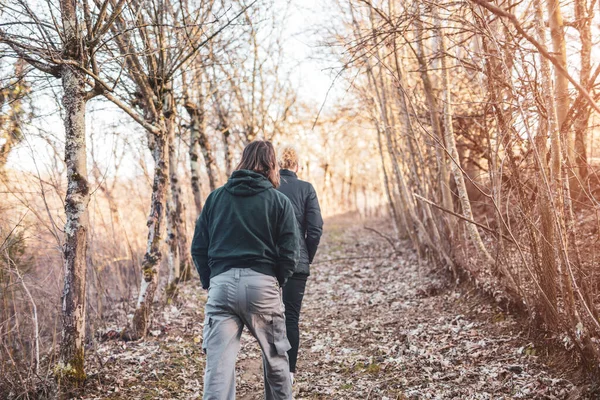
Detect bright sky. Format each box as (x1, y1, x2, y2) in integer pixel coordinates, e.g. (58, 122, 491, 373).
(7, 0, 345, 176)
(286, 0, 343, 105)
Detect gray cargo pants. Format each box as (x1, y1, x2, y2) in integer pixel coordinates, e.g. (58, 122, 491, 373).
(202, 268, 293, 400)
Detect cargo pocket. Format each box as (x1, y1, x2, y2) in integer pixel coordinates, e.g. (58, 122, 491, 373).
(202, 316, 212, 353)
(269, 314, 291, 356)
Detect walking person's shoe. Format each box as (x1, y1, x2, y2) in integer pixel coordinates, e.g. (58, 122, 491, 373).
(290, 372, 295, 385)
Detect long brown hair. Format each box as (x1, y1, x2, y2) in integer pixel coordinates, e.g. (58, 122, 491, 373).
(235, 140, 280, 188)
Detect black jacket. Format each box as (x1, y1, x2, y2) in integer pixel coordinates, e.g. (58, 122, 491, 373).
(277, 169, 323, 275)
(191, 169, 300, 289)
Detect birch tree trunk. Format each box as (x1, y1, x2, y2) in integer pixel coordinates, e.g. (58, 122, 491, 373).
(186, 103, 204, 216)
(59, 65, 89, 383)
(132, 129, 169, 337)
(57, 0, 90, 384)
(166, 118, 181, 295)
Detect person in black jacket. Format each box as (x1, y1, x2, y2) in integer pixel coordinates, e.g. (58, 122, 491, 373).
(191, 140, 299, 400)
(276, 146, 323, 384)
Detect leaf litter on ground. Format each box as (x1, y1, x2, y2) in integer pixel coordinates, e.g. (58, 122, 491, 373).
(81, 216, 597, 399)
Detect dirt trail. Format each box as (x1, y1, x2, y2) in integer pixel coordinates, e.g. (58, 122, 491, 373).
(84, 217, 594, 399)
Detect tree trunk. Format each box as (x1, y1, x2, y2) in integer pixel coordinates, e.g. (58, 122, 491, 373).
(414, 9, 454, 220)
(435, 11, 495, 266)
(209, 76, 233, 178)
(58, 64, 89, 384)
(390, 30, 446, 255)
(222, 126, 232, 177)
(477, 12, 538, 294)
(546, 0, 572, 163)
(352, 5, 406, 237)
(57, 0, 89, 385)
(368, 71, 410, 238)
(173, 154, 192, 283)
(375, 121, 400, 232)
(573, 0, 592, 181)
(132, 129, 169, 337)
(58, 67, 89, 384)
(165, 119, 182, 296)
(187, 105, 204, 216)
(533, 0, 560, 322)
(185, 100, 218, 196)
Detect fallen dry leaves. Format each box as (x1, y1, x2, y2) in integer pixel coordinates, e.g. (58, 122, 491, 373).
(81, 217, 597, 399)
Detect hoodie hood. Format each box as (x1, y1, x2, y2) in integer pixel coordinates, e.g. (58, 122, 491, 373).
(225, 169, 273, 196)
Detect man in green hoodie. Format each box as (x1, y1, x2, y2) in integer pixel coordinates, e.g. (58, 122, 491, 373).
(191, 140, 299, 400)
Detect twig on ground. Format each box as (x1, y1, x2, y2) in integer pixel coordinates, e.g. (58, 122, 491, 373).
(364, 226, 398, 252)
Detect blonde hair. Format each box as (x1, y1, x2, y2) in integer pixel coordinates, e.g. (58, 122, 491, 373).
(279, 146, 298, 170)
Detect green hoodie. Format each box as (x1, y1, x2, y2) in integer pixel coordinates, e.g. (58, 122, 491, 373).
(191, 169, 300, 289)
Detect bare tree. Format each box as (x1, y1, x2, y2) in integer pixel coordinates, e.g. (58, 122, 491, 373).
(183, 67, 219, 211)
(433, 8, 495, 266)
(99, 0, 251, 336)
(0, 0, 123, 384)
(329, 0, 600, 364)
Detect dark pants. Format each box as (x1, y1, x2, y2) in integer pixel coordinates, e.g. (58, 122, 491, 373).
(282, 274, 308, 373)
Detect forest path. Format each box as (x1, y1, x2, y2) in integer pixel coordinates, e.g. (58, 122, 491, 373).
(84, 216, 589, 399)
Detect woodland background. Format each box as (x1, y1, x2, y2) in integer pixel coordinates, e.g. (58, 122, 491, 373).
(1, 0, 600, 397)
